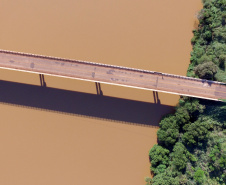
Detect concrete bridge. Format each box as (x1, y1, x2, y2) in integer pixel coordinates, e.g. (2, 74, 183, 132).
(0, 49, 225, 101)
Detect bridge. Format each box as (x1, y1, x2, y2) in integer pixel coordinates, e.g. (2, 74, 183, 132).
(0, 49, 225, 101)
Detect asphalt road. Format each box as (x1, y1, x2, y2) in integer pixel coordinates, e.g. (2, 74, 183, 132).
(0, 49, 226, 101)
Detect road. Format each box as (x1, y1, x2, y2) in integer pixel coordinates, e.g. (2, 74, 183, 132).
(0, 49, 225, 101)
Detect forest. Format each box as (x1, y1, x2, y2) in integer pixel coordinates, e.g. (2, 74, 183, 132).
(146, 0, 226, 184)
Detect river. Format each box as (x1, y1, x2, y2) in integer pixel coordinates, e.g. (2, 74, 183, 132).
(0, 0, 202, 184)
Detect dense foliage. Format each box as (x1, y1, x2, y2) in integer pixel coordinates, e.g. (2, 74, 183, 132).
(187, 0, 226, 82)
(146, 0, 226, 184)
(147, 98, 226, 184)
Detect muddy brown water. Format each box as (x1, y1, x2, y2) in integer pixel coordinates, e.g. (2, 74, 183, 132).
(0, 0, 202, 184)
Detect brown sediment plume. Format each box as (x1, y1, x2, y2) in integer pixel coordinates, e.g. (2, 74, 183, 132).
(0, 0, 202, 184)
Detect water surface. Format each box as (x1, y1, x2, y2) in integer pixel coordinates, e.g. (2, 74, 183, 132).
(0, 0, 202, 184)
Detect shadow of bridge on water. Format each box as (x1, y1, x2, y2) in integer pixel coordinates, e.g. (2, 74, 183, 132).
(0, 79, 174, 127)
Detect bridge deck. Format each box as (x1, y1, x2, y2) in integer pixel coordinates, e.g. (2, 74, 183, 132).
(0, 49, 226, 101)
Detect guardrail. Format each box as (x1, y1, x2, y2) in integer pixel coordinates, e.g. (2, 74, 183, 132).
(0, 49, 225, 102)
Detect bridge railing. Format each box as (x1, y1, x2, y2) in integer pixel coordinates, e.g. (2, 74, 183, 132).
(0, 49, 225, 87)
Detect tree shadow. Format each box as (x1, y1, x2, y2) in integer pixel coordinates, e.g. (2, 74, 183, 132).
(0, 80, 174, 127)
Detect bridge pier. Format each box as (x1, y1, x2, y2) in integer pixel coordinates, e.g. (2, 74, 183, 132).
(153, 91, 160, 104)
(39, 74, 46, 87)
(95, 82, 103, 96)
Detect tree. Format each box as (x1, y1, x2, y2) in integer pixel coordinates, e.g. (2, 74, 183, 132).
(219, 55, 225, 69)
(149, 145, 170, 174)
(175, 98, 205, 126)
(196, 54, 212, 64)
(157, 115, 179, 147)
(174, 107, 190, 126)
(194, 61, 218, 80)
(170, 143, 188, 171)
(194, 168, 205, 184)
(213, 26, 226, 43)
(182, 118, 212, 146)
(148, 0, 226, 183)
(151, 171, 180, 185)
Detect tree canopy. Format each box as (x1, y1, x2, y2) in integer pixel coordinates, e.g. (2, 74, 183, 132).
(147, 1, 226, 183)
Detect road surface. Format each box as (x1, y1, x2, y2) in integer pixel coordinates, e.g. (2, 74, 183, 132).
(0, 49, 225, 101)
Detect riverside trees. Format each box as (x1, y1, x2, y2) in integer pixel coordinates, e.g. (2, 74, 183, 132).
(147, 0, 226, 184)
(188, 0, 226, 82)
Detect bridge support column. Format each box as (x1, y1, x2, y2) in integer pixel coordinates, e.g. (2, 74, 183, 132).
(95, 82, 103, 96)
(39, 74, 46, 87)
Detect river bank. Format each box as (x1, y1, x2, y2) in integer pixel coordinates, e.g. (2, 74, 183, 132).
(148, 0, 226, 184)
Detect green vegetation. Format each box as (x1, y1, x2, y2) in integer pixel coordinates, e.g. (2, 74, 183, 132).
(187, 0, 226, 82)
(146, 0, 226, 184)
(146, 99, 226, 184)
(219, 99, 226, 102)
